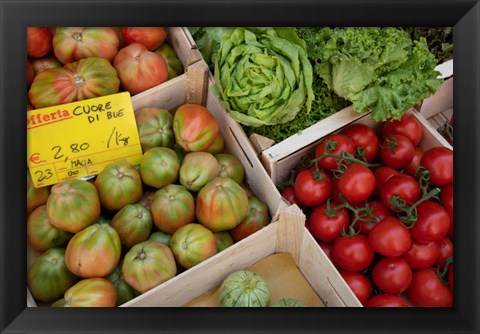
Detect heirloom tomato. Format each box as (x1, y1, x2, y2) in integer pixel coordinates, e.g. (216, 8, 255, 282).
(173, 103, 220, 152)
(94, 160, 143, 211)
(196, 177, 249, 232)
(27, 205, 72, 252)
(170, 223, 217, 269)
(111, 203, 153, 248)
(114, 43, 168, 95)
(229, 195, 270, 242)
(150, 184, 195, 234)
(139, 147, 180, 188)
(27, 27, 52, 58)
(215, 153, 245, 185)
(122, 27, 168, 50)
(46, 179, 101, 233)
(134, 107, 175, 152)
(179, 152, 220, 192)
(122, 240, 177, 293)
(65, 223, 122, 278)
(53, 27, 120, 64)
(154, 43, 183, 79)
(62, 278, 117, 307)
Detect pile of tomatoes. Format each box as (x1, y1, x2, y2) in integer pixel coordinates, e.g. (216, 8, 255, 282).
(280, 113, 454, 307)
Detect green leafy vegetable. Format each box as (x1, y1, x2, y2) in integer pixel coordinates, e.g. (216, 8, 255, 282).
(405, 27, 453, 64)
(312, 27, 443, 121)
(209, 27, 314, 127)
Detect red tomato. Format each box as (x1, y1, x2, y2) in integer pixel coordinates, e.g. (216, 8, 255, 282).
(308, 203, 350, 242)
(439, 184, 454, 236)
(435, 237, 453, 266)
(339, 270, 373, 304)
(406, 268, 453, 307)
(372, 257, 412, 294)
(373, 166, 400, 199)
(341, 123, 380, 162)
(315, 134, 356, 172)
(281, 186, 300, 207)
(403, 240, 440, 270)
(380, 134, 415, 170)
(420, 147, 454, 187)
(403, 147, 423, 177)
(331, 235, 374, 272)
(27, 27, 52, 58)
(364, 294, 409, 307)
(294, 167, 332, 207)
(380, 173, 421, 212)
(411, 201, 451, 243)
(354, 200, 393, 235)
(337, 163, 376, 204)
(368, 216, 412, 257)
(121, 27, 168, 50)
(381, 114, 423, 147)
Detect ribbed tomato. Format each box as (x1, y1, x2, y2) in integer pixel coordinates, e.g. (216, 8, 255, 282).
(65, 223, 122, 278)
(62, 278, 117, 307)
(229, 196, 270, 242)
(170, 223, 217, 269)
(139, 147, 180, 188)
(154, 43, 183, 79)
(28, 57, 120, 109)
(196, 177, 249, 232)
(150, 184, 195, 234)
(179, 152, 220, 192)
(114, 43, 168, 95)
(173, 103, 220, 152)
(122, 27, 168, 50)
(134, 107, 175, 152)
(94, 160, 143, 211)
(46, 179, 101, 234)
(27, 27, 52, 58)
(215, 153, 245, 184)
(27, 170, 50, 216)
(111, 204, 153, 248)
(122, 240, 177, 293)
(53, 27, 120, 64)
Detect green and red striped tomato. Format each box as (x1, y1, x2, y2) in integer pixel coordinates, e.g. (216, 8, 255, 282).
(94, 160, 143, 211)
(105, 259, 139, 306)
(46, 179, 101, 234)
(230, 196, 270, 242)
(53, 27, 120, 64)
(114, 43, 168, 95)
(170, 223, 217, 269)
(111, 203, 153, 248)
(173, 103, 220, 152)
(139, 147, 180, 188)
(215, 153, 245, 184)
(27, 205, 73, 252)
(122, 240, 177, 293)
(27, 248, 79, 303)
(31, 56, 63, 75)
(150, 184, 195, 234)
(214, 231, 234, 252)
(28, 57, 120, 109)
(65, 223, 121, 278)
(205, 134, 225, 154)
(62, 278, 117, 307)
(134, 107, 174, 152)
(122, 27, 168, 51)
(179, 152, 220, 192)
(196, 177, 249, 232)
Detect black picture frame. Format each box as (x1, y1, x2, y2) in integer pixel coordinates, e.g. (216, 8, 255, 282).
(1, 0, 479, 333)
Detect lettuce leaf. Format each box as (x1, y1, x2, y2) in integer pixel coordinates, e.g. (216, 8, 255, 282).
(313, 27, 442, 121)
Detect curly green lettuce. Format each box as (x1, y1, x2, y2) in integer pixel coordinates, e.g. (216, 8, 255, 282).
(211, 27, 314, 127)
(314, 27, 443, 121)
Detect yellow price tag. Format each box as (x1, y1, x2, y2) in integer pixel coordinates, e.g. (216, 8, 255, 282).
(27, 92, 143, 188)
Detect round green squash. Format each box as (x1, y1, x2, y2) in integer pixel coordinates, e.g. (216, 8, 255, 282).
(219, 270, 270, 307)
(272, 298, 306, 307)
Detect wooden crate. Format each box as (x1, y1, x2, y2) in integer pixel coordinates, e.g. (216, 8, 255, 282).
(419, 77, 454, 150)
(122, 204, 361, 307)
(260, 107, 452, 189)
(165, 27, 203, 69)
(26, 61, 288, 307)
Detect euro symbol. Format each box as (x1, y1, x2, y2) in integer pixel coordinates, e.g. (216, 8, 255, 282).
(29, 153, 46, 164)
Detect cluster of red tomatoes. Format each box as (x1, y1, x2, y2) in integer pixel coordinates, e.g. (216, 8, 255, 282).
(280, 114, 454, 307)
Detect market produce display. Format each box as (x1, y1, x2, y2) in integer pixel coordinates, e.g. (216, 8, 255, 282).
(27, 26, 184, 104)
(27, 101, 271, 307)
(26, 26, 454, 309)
(278, 114, 454, 307)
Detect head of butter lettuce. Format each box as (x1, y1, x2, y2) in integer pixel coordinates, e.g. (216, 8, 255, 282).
(313, 27, 443, 121)
(210, 27, 314, 127)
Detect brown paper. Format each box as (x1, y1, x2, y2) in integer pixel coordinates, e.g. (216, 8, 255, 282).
(183, 253, 325, 307)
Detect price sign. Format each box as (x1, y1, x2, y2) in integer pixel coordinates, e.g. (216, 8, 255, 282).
(27, 92, 143, 188)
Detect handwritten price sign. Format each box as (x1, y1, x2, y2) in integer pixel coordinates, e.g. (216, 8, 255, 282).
(27, 92, 143, 188)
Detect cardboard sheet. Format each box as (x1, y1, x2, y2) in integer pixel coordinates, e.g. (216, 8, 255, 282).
(183, 253, 325, 307)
